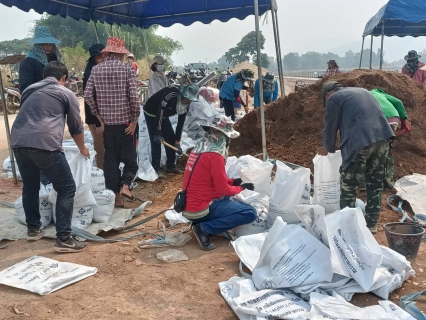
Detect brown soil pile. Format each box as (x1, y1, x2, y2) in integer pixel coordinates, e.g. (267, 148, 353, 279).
(230, 69, 426, 178)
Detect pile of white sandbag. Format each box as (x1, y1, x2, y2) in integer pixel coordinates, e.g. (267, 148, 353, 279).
(14, 142, 115, 229)
(224, 208, 416, 319)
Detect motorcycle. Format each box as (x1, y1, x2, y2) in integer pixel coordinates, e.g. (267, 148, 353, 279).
(2, 73, 21, 114)
(137, 80, 149, 104)
(165, 66, 179, 86)
(65, 68, 83, 96)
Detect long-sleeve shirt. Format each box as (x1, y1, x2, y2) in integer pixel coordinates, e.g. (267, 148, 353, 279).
(83, 60, 101, 127)
(253, 79, 279, 107)
(84, 56, 140, 125)
(148, 72, 168, 98)
(11, 77, 83, 152)
(219, 73, 244, 101)
(18, 57, 44, 94)
(325, 67, 341, 76)
(402, 62, 426, 86)
(322, 87, 394, 170)
(370, 89, 408, 120)
(183, 152, 243, 212)
(143, 87, 186, 141)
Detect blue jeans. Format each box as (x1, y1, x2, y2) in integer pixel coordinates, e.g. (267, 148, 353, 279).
(13, 148, 76, 241)
(191, 198, 256, 235)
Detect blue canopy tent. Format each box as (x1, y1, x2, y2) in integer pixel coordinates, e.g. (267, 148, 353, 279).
(0, 0, 284, 183)
(360, 0, 426, 69)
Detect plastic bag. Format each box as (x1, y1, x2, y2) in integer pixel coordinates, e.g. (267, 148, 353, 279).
(234, 202, 268, 237)
(0, 256, 97, 296)
(15, 185, 52, 228)
(165, 208, 190, 226)
(53, 205, 93, 229)
(240, 160, 273, 197)
(156, 249, 188, 263)
(90, 167, 105, 194)
(268, 161, 311, 226)
(325, 207, 383, 291)
(252, 217, 333, 290)
(49, 151, 97, 208)
(231, 232, 268, 271)
(312, 151, 342, 213)
(93, 189, 115, 223)
(294, 205, 330, 247)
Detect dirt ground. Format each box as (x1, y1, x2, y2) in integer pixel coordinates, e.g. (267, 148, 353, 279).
(0, 98, 426, 319)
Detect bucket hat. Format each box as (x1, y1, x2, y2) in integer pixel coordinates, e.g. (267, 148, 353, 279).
(321, 81, 342, 99)
(152, 55, 164, 64)
(127, 53, 135, 59)
(29, 26, 60, 45)
(87, 44, 105, 61)
(179, 83, 199, 101)
(263, 72, 275, 83)
(327, 60, 339, 68)
(202, 115, 240, 139)
(102, 37, 130, 54)
(239, 69, 255, 81)
(404, 50, 421, 61)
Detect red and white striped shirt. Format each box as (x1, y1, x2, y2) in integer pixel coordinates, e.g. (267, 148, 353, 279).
(84, 56, 140, 125)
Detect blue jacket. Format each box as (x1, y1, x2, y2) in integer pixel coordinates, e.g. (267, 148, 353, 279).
(253, 79, 279, 107)
(219, 74, 244, 101)
(322, 87, 394, 170)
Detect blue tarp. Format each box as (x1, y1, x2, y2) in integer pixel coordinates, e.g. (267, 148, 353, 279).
(363, 0, 426, 37)
(0, 0, 271, 29)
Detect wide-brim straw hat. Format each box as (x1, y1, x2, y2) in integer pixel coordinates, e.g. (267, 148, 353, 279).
(102, 37, 130, 54)
(202, 115, 240, 139)
(29, 26, 60, 45)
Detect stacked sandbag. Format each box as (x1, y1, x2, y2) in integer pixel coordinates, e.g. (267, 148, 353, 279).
(15, 184, 53, 228)
(93, 189, 115, 223)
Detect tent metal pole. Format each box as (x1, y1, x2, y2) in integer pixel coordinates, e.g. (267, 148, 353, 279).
(271, 9, 285, 97)
(380, 20, 385, 70)
(273, 8, 285, 96)
(0, 74, 18, 185)
(359, 37, 365, 69)
(93, 21, 100, 43)
(142, 27, 151, 70)
(254, 0, 267, 162)
(369, 34, 374, 69)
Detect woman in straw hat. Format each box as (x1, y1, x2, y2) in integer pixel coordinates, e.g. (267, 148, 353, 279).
(19, 26, 62, 93)
(148, 55, 168, 98)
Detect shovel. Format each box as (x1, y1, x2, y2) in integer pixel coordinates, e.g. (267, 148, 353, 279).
(162, 141, 190, 157)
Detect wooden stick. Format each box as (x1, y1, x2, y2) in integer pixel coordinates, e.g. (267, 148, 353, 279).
(162, 141, 189, 157)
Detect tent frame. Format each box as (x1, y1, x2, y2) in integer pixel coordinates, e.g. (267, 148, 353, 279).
(0, 0, 285, 162)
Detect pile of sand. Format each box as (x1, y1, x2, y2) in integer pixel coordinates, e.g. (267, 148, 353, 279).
(230, 69, 426, 178)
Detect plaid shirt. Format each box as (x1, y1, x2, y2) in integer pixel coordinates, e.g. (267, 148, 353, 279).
(325, 67, 341, 76)
(84, 56, 140, 125)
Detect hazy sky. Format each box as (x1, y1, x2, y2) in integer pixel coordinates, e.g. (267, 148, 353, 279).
(1, 0, 425, 64)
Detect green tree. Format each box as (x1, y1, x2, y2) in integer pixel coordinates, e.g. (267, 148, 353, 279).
(253, 53, 270, 68)
(0, 38, 32, 58)
(61, 42, 88, 74)
(34, 15, 182, 59)
(283, 52, 300, 70)
(224, 31, 266, 66)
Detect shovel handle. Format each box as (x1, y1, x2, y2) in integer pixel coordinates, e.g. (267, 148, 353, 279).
(162, 141, 189, 157)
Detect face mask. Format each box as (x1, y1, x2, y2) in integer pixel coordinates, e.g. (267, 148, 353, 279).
(157, 65, 164, 72)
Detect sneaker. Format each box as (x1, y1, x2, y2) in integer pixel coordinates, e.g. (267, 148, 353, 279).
(27, 228, 43, 241)
(192, 224, 216, 251)
(53, 236, 88, 253)
(156, 170, 166, 179)
(368, 226, 378, 234)
(166, 167, 183, 174)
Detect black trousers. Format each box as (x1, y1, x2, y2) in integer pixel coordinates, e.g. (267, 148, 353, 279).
(222, 99, 235, 121)
(144, 113, 176, 171)
(103, 124, 138, 193)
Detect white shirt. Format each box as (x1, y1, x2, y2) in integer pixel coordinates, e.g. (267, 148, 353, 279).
(148, 71, 169, 98)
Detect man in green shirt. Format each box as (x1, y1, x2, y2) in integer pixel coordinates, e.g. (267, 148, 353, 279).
(359, 89, 411, 190)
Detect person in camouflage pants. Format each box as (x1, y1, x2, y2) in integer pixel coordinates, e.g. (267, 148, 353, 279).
(340, 140, 390, 228)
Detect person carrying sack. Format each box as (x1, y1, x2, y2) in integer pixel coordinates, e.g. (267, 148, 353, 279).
(179, 115, 257, 250)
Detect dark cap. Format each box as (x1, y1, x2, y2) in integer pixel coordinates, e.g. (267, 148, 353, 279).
(321, 81, 342, 99)
(88, 44, 105, 60)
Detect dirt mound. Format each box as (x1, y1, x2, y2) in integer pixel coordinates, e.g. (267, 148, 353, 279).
(230, 69, 426, 178)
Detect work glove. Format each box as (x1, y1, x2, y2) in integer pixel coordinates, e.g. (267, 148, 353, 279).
(395, 119, 412, 137)
(175, 144, 183, 155)
(240, 183, 255, 191)
(153, 134, 163, 144)
(232, 178, 242, 186)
